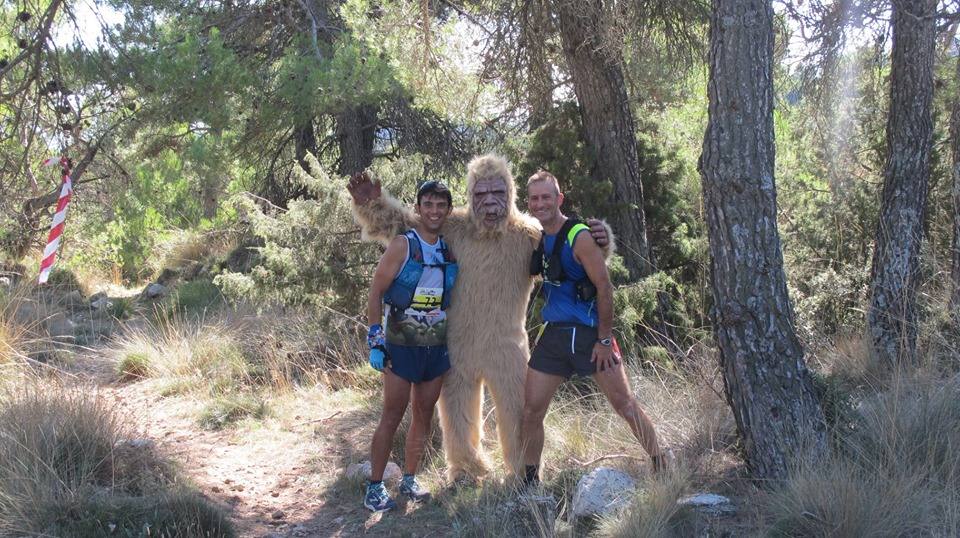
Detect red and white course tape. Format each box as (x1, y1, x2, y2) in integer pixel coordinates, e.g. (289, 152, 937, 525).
(37, 156, 73, 285)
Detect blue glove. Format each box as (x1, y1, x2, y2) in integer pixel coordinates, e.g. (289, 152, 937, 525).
(367, 324, 385, 349)
(369, 346, 387, 371)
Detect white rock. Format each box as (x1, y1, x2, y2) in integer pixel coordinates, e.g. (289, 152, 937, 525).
(345, 460, 402, 483)
(143, 283, 168, 298)
(0, 276, 11, 288)
(91, 297, 112, 310)
(571, 467, 637, 518)
(678, 493, 735, 517)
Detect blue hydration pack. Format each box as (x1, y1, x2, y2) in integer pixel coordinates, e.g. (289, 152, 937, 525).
(384, 230, 458, 311)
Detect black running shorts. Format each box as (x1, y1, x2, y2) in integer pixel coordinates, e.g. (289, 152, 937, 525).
(529, 323, 617, 379)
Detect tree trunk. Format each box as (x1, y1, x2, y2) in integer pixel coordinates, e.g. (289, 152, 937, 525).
(699, 0, 827, 481)
(867, 0, 936, 364)
(525, 0, 553, 130)
(554, 0, 653, 279)
(951, 52, 960, 311)
(336, 104, 377, 176)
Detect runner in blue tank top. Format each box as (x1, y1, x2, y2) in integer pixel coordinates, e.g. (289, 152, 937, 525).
(521, 170, 669, 486)
(362, 180, 456, 512)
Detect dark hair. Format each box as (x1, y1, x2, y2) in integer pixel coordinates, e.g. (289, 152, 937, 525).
(416, 180, 453, 206)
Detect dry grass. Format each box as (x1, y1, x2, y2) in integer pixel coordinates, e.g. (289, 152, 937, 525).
(0, 383, 232, 536)
(596, 467, 697, 538)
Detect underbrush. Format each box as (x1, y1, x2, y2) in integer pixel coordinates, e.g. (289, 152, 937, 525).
(760, 347, 960, 535)
(113, 305, 370, 428)
(0, 384, 232, 536)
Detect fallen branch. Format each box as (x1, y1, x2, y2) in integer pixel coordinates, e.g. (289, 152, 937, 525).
(291, 410, 341, 428)
(571, 453, 644, 467)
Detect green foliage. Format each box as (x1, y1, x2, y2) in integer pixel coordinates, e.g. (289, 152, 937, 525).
(613, 271, 699, 357)
(117, 352, 151, 381)
(517, 102, 704, 281)
(216, 154, 444, 312)
(198, 392, 268, 430)
(167, 278, 223, 316)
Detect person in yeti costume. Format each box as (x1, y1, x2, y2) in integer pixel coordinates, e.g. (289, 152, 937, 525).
(349, 155, 611, 481)
(349, 155, 535, 480)
(349, 155, 612, 480)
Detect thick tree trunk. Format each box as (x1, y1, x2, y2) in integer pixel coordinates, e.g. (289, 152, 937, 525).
(336, 104, 377, 176)
(699, 0, 827, 480)
(867, 0, 936, 364)
(950, 53, 960, 311)
(554, 0, 653, 279)
(525, 0, 553, 130)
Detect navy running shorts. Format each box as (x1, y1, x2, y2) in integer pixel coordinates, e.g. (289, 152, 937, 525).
(528, 323, 618, 379)
(384, 343, 450, 383)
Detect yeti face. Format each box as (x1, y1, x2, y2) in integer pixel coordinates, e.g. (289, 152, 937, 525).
(471, 177, 509, 228)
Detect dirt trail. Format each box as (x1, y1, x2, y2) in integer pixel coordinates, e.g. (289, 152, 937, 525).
(62, 351, 399, 537)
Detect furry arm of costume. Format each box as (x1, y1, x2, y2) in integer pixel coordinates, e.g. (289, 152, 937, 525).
(351, 191, 420, 246)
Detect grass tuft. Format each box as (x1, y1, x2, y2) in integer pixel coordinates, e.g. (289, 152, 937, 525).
(0, 384, 232, 536)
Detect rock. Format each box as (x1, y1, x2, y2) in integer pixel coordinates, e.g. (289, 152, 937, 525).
(571, 467, 637, 518)
(501, 493, 557, 537)
(345, 460, 402, 483)
(677, 493, 735, 517)
(59, 290, 85, 309)
(156, 267, 180, 286)
(0, 276, 10, 288)
(89, 291, 107, 302)
(271, 510, 285, 520)
(142, 283, 168, 299)
(45, 312, 75, 340)
(90, 296, 112, 310)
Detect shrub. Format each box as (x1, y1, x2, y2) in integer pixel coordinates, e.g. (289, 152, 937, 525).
(116, 351, 152, 381)
(0, 385, 232, 536)
(198, 392, 268, 430)
(761, 374, 960, 535)
(167, 278, 224, 316)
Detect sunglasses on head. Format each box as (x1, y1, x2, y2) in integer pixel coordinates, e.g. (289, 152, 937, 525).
(417, 180, 446, 195)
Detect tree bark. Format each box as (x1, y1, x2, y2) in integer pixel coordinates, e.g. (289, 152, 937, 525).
(525, 0, 554, 130)
(336, 104, 377, 176)
(867, 0, 936, 364)
(950, 52, 960, 311)
(554, 0, 653, 279)
(699, 0, 827, 480)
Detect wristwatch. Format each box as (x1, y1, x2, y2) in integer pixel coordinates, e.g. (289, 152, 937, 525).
(598, 336, 613, 347)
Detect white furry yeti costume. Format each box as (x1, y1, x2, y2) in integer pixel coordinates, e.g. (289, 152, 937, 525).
(353, 155, 541, 480)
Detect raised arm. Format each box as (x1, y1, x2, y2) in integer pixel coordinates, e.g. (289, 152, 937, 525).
(348, 171, 418, 246)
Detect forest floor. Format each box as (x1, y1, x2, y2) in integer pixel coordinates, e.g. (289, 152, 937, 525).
(56, 344, 459, 537)
(2, 278, 763, 537)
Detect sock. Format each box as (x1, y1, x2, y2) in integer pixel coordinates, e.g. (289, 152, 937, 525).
(524, 464, 539, 484)
(402, 473, 414, 482)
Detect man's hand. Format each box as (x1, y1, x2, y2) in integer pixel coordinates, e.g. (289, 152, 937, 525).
(591, 341, 621, 373)
(587, 218, 608, 247)
(347, 171, 382, 206)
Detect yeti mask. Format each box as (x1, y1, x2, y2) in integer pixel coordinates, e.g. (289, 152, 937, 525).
(466, 154, 518, 236)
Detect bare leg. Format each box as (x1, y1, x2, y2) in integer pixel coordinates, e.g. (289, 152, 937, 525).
(370, 368, 411, 481)
(404, 374, 445, 474)
(438, 367, 489, 481)
(593, 364, 662, 459)
(521, 368, 565, 469)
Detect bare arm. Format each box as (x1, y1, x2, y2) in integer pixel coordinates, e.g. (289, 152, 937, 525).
(367, 236, 408, 326)
(573, 232, 618, 371)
